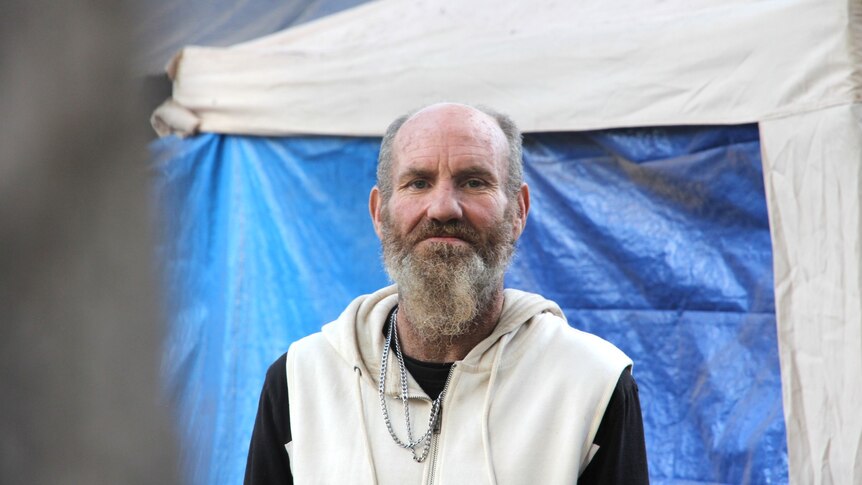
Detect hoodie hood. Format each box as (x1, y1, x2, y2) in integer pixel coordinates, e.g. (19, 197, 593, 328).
(320, 285, 564, 390)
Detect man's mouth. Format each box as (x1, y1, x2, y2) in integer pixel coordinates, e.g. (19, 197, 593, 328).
(423, 235, 469, 245)
(409, 221, 479, 248)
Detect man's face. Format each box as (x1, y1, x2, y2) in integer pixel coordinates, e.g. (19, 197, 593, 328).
(369, 104, 529, 339)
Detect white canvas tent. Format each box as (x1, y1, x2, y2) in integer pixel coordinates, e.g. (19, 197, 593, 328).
(153, 0, 862, 482)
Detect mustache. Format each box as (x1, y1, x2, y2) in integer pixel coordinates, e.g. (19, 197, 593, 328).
(408, 220, 481, 246)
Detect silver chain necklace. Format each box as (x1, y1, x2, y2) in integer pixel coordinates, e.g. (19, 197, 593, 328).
(378, 307, 450, 462)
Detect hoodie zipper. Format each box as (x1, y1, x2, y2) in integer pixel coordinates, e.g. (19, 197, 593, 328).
(427, 363, 456, 485)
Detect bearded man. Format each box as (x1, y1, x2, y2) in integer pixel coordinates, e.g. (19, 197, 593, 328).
(245, 103, 649, 484)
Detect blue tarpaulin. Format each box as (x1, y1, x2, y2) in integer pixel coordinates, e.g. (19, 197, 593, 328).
(152, 124, 787, 484)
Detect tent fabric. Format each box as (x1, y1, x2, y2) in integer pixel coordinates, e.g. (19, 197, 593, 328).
(149, 0, 862, 483)
(153, 125, 786, 484)
(760, 103, 862, 484)
(153, 0, 859, 137)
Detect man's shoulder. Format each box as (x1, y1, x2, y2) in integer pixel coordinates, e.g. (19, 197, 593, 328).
(257, 352, 289, 401)
(265, 352, 288, 379)
(286, 330, 330, 359)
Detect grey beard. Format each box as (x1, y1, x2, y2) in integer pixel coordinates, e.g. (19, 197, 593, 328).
(380, 210, 516, 342)
(387, 243, 504, 341)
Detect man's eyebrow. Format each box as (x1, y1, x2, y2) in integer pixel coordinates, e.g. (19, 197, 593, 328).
(396, 165, 498, 181)
(397, 167, 434, 181)
(456, 166, 498, 179)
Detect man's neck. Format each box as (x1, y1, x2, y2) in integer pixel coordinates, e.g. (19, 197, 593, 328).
(395, 290, 505, 363)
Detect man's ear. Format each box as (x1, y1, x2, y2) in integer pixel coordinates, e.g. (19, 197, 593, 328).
(512, 183, 530, 240)
(369, 186, 384, 239)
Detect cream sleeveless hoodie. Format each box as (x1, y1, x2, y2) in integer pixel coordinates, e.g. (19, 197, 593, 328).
(285, 286, 631, 485)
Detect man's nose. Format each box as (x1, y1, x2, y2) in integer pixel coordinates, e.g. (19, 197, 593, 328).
(426, 185, 463, 223)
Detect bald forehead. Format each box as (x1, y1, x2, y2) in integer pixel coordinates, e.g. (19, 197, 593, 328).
(393, 104, 508, 162)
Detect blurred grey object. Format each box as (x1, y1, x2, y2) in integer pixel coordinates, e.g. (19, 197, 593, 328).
(0, 1, 180, 483)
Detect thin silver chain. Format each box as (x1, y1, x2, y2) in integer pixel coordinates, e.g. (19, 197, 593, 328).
(378, 307, 449, 462)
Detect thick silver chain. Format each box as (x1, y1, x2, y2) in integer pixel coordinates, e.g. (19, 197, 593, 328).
(378, 307, 446, 462)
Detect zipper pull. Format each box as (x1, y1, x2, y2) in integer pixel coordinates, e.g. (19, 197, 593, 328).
(433, 405, 443, 434)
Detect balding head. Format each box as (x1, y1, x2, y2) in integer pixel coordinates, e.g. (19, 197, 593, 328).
(376, 103, 523, 204)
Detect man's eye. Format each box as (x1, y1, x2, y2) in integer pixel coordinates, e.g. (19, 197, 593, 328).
(465, 179, 484, 188)
(410, 180, 429, 189)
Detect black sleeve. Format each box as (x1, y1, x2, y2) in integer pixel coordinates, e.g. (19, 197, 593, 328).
(244, 353, 293, 485)
(577, 366, 649, 484)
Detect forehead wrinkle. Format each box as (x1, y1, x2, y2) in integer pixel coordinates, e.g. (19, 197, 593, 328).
(402, 143, 496, 153)
(391, 107, 509, 174)
(395, 148, 505, 183)
(402, 150, 496, 163)
(399, 153, 499, 173)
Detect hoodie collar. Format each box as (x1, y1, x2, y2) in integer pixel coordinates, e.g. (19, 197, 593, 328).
(321, 285, 563, 391)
